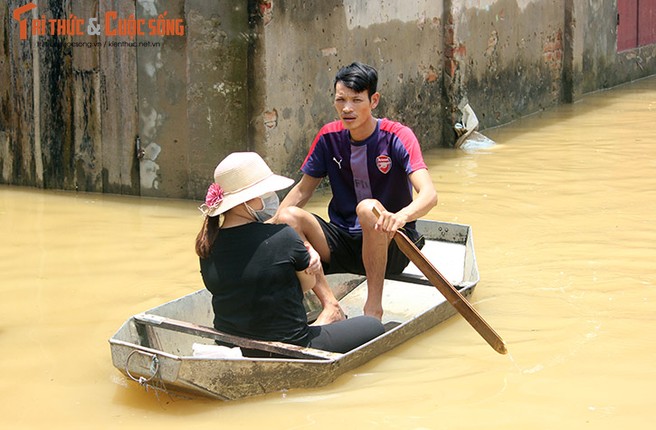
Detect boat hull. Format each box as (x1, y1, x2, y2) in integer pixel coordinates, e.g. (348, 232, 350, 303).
(109, 219, 479, 400)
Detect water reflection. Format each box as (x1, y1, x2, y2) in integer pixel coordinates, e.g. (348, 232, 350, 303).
(1, 76, 655, 429)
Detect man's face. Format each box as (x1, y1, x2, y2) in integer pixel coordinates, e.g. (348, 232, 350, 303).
(333, 82, 379, 136)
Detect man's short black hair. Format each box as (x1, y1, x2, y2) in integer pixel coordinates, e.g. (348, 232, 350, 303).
(334, 62, 378, 98)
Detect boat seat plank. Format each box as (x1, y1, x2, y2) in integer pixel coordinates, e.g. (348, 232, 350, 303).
(387, 272, 467, 290)
(133, 314, 340, 361)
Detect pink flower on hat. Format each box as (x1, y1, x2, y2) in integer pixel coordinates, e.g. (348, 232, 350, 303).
(205, 183, 224, 208)
(198, 183, 224, 216)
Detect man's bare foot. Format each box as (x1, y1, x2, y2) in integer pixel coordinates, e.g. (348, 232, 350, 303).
(311, 303, 346, 326)
(363, 302, 383, 321)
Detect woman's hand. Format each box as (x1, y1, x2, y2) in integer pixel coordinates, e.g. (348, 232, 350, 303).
(304, 242, 322, 275)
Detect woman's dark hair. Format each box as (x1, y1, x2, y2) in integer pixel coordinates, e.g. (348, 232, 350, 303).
(334, 62, 378, 99)
(195, 215, 221, 259)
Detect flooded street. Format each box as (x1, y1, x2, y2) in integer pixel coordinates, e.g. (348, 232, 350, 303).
(1, 76, 655, 429)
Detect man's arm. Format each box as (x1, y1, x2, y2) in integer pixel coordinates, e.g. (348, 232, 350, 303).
(279, 174, 322, 210)
(270, 173, 324, 273)
(375, 168, 437, 234)
(296, 270, 316, 292)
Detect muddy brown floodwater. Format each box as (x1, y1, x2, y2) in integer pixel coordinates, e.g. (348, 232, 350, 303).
(1, 76, 654, 429)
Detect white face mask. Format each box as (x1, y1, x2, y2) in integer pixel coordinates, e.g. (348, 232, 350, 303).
(245, 192, 279, 222)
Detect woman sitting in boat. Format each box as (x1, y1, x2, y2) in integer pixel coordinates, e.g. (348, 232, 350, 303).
(195, 152, 385, 356)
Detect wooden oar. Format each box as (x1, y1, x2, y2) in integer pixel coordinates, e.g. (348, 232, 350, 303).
(373, 207, 507, 354)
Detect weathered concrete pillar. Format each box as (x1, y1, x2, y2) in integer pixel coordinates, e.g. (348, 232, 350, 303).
(0, 2, 16, 183)
(99, 0, 139, 195)
(135, 0, 189, 198)
(2, 0, 39, 186)
(71, 1, 102, 192)
(561, 0, 574, 103)
(185, 0, 249, 198)
(442, 0, 463, 147)
(135, 0, 249, 199)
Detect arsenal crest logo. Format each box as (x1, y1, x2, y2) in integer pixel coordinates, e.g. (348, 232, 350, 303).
(376, 155, 392, 174)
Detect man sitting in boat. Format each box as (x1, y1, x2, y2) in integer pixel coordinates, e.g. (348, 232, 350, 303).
(272, 62, 438, 320)
(195, 152, 385, 356)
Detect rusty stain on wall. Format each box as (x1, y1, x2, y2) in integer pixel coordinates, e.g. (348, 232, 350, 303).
(258, 0, 273, 26)
(263, 109, 278, 129)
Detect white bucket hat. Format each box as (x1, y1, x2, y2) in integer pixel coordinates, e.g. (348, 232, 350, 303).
(199, 152, 294, 217)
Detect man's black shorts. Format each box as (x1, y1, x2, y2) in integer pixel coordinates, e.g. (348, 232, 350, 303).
(313, 214, 425, 276)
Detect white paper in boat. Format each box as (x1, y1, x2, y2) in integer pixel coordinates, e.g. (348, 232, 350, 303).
(192, 343, 244, 358)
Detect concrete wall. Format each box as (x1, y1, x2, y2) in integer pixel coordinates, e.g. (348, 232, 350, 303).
(1, 0, 655, 198)
(448, 0, 568, 126)
(251, 0, 446, 178)
(0, 0, 248, 198)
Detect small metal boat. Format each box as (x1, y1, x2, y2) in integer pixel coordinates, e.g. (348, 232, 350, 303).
(109, 219, 480, 400)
